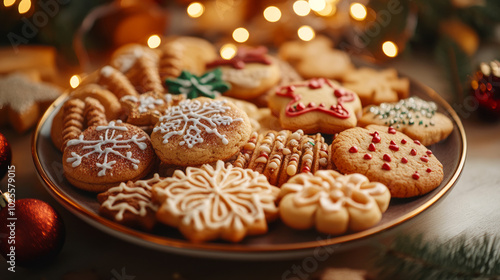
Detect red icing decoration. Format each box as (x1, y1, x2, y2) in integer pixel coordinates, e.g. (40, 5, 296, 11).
(401, 139, 407, 144)
(206, 46, 272, 69)
(388, 127, 397, 134)
(383, 154, 391, 162)
(364, 153, 372, 160)
(426, 150, 433, 155)
(349, 146, 358, 153)
(370, 131, 381, 143)
(382, 163, 391, 170)
(302, 165, 311, 173)
(276, 78, 355, 119)
(390, 140, 396, 145)
(412, 172, 420, 180)
(410, 149, 417, 156)
(414, 140, 422, 145)
(401, 157, 408, 163)
(426, 168, 432, 173)
(297, 102, 305, 111)
(259, 152, 269, 160)
(420, 156, 429, 163)
(307, 102, 315, 108)
(389, 144, 400, 151)
(368, 143, 376, 151)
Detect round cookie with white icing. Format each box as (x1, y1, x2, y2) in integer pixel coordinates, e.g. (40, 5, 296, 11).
(151, 97, 252, 166)
(152, 160, 280, 243)
(279, 170, 390, 235)
(206, 46, 281, 100)
(63, 120, 156, 192)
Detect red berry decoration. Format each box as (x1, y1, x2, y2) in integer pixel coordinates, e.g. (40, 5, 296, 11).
(0, 132, 12, 180)
(470, 60, 500, 120)
(0, 197, 65, 266)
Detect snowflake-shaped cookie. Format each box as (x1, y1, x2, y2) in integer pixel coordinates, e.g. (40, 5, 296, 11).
(268, 78, 362, 134)
(279, 170, 390, 235)
(165, 69, 230, 99)
(152, 160, 280, 243)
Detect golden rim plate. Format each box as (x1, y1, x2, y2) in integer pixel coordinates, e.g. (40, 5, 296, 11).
(32, 79, 466, 260)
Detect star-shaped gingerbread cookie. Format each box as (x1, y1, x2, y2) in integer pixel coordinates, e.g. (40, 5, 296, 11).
(268, 78, 362, 134)
(342, 67, 409, 106)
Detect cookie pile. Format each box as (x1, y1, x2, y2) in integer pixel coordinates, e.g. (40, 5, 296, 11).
(51, 35, 454, 243)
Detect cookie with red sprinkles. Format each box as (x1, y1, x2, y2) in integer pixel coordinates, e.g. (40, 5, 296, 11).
(331, 125, 443, 198)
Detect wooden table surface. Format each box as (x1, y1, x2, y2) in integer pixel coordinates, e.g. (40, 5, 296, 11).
(1, 53, 499, 280)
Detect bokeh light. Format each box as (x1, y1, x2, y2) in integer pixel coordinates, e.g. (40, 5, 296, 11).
(308, 0, 326, 12)
(187, 2, 204, 18)
(232, 27, 249, 43)
(147, 35, 161, 49)
(263, 6, 281, 22)
(293, 0, 310, 17)
(382, 41, 398, 57)
(18, 0, 31, 14)
(220, 44, 237, 60)
(298, 25, 315, 41)
(70, 75, 81, 89)
(350, 3, 367, 21)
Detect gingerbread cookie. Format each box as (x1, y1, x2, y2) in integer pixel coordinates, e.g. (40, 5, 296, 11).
(97, 174, 162, 231)
(342, 67, 410, 106)
(63, 119, 156, 192)
(165, 69, 230, 99)
(207, 46, 281, 100)
(268, 78, 362, 134)
(279, 171, 390, 235)
(331, 125, 444, 198)
(279, 35, 353, 80)
(358, 97, 454, 146)
(151, 97, 252, 166)
(121, 92, 184, 127)
(152, 160, 280, 243)
(96, 65, 139, 99)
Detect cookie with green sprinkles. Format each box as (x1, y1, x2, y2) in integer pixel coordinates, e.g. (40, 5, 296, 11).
(358, 97, 453, 146)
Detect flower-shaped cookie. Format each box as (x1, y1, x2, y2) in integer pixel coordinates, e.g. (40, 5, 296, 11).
(279, 170, 390, 235)
(268, 78, 362, 134)
(152, 161, 280, 243)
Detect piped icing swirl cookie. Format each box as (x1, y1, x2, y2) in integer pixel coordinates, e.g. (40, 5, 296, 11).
(152, 160, 280, 243)
(279, 170, 390, 235)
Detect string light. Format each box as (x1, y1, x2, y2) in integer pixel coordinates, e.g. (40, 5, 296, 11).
(315, 2, 336, 16)
(70, 75, 81, 89)
(232, 27, 249, 43)
(147, 35, 161, 49)
(298, 25, 315, 41)
(18, 0, 30, 14)
(293, 0, 310, 17)
(263, 6, 281, 22)
(220, 44, 237, 60)
(187, 2, 204, 18)
(382, 41, 398, 57)
(3, 0, 15, 7)
(308, 0, 326, 12)
(350, 3, 367, 21)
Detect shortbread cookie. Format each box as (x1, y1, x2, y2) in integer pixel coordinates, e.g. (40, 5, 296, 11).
(331, 125, 444, 198)
(63, 120, 156, 192)
(207, 46, 281, 100)
(165, 69, 230, 99)
(268, 78, 362, 134)
(152, 160, 280, 243)
(279, 171, 390, 234)
(358, 97, 454, 146)
(121, 92, 184, 127)
(279, 35, 353, 80)
(342, 68, 410, 106)
(97, 174, 162, 231)
(151, 97, 252, 166)
(97, 65, 139, 99)
(110, 44, 164, 93)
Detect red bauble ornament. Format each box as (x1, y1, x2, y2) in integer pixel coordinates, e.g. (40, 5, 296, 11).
(0, 132, 12, 180)
(470, 60, 500, 121)
(0, 198, 65, 266)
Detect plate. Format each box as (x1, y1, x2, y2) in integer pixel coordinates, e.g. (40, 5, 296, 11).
(32, 79, 466, 260)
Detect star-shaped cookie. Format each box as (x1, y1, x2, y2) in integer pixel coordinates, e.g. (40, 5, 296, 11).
(165, 69, 230, 99)
(268, 78, 362, 134)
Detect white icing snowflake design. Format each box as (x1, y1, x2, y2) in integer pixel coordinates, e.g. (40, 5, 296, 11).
(121, 94, 165, 113)
(66, 120, 148, 176)
(152, 99, 243, 148)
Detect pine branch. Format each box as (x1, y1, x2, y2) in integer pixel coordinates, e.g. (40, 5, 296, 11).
(374, 234, 500, 280)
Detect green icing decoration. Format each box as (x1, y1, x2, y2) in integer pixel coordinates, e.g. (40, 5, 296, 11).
(165, 69, 230, 99)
